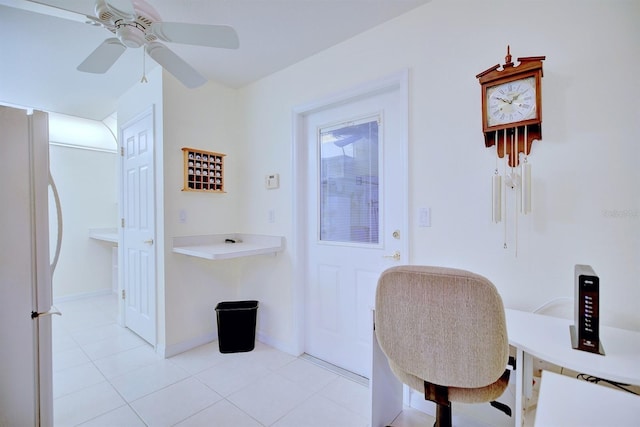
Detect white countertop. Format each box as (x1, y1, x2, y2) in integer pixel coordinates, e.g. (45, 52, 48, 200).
(89, 228, 118, 244)
(172, 233, 284, 260)
(506, 308, 640, 386)
(535, 370, 640, 427)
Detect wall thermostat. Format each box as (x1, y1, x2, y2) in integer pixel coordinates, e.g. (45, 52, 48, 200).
(265, 173, 279, 189)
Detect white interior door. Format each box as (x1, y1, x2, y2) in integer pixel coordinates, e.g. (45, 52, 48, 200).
(0, 107, 53, 426)
(121, 108, 156, 345)
(302, 78, 407, 378)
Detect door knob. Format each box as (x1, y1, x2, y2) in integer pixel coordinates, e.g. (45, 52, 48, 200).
(143, 239, 154, 245)
(383, 250, 401, 261)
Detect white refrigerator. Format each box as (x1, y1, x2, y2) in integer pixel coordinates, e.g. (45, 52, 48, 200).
(0, 106, 59, 426)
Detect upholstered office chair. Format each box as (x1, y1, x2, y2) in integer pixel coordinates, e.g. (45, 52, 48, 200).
(375, 266, 511, 427)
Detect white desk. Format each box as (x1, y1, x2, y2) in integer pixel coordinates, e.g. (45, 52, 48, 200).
(535, 370, 640, 427)
(172, 234, 284, 260)
(370, 309, 640, 427)
(506, 309, 640, 427)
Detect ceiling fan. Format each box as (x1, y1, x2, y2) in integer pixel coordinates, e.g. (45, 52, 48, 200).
(28, 0, 240, 88)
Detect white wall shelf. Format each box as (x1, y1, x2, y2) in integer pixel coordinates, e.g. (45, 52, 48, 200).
(89, 228, 118, 244)
(172, 233, 284, 260)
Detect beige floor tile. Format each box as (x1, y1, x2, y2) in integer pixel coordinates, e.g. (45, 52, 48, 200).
(93, 344, 160, 378)
(53, 381, 125, 427)
(319, 375, 370, 418)
(196, 356, 272, 397)
(131, 377, 223, 426)
(272, 394, 368, 427)
(53, 362, 106, 399)
(108, 359, 190, 402)
(175, 399, 262, 427)
(169, 341, 228, 374)
(227, 372, 314, 426)
(77, 404, 146, 427)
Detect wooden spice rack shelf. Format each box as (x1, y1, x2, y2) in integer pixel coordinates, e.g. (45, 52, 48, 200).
(182, 147, 225, 192)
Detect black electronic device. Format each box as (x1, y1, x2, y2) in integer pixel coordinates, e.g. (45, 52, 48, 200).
(570, 264, 605, 355)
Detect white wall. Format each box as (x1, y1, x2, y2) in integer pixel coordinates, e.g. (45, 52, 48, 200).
(119, 67, 252, 354)
(234, 0, 640, 353)
(49, 142, 118, 298)
(119, 0, 639, 356)
(161, 75, 244, 354)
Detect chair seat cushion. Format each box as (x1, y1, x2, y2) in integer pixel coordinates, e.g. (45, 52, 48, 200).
(390, 360, 509, 403)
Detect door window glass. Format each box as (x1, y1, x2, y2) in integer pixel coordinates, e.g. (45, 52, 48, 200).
(319, 117, 379, 244)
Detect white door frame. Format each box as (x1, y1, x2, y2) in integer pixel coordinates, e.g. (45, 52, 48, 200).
(291, 70, 409, 355)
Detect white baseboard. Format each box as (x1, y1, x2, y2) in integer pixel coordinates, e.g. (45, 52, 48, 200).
(53, 288, 114, 304)
(160, 332, 218, 358)
(159, 329, 298, 359)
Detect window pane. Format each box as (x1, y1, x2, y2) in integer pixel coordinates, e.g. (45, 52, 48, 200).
(319, 118, 379, 244)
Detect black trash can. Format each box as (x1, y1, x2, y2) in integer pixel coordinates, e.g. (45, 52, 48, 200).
(215, 300, 259, 353)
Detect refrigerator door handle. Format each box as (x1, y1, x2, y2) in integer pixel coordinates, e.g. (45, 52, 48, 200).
(49, 172, 63, 274)
(31, 306, 62, 319)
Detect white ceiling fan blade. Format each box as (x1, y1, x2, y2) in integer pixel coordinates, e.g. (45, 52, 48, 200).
(3, 0, 96, 23)
(151, 22, 239, 49)
(145, 42, 207, 89)
(77, 38, 127, 73)
(103, 0, 135, 19)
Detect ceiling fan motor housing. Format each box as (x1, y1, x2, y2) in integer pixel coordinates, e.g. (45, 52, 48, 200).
(95, 0, 160, 48)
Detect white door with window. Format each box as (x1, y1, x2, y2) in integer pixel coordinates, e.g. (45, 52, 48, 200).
(121, 108, 156, 345)
(300, 74, 408, 378)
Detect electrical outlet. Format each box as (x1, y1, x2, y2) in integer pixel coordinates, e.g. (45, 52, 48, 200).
(418, 207, 431, 227)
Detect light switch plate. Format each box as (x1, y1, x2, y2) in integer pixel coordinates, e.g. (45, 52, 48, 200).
(265, 173, 279, 189)
(419, 207, 431, 227)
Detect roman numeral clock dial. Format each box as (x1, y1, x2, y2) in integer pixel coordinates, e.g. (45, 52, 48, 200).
(486, 77, 536, 127)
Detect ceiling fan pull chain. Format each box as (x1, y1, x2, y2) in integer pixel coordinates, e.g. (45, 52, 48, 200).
(141, 49, 148, 83)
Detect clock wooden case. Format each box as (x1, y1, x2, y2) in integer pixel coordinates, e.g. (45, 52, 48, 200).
(476, 47, 545, 166)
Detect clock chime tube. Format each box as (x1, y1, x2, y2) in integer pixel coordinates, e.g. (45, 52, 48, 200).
(521, 162, 532, 214)
(492, 174, 502, 223)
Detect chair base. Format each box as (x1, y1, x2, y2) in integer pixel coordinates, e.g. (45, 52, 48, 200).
(434, 402, 452, 427)
(425, 381, 452, 427)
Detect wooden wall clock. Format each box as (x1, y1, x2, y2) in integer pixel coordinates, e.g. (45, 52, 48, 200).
(476, 46, 545, 166)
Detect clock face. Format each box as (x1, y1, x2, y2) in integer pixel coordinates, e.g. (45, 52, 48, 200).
(486, 76, 537, 127)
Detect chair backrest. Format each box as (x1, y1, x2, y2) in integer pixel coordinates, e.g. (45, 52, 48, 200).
(375, 265, 508, 389)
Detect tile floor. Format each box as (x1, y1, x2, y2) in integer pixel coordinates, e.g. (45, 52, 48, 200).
(53, 293, 383, 427)
(55, 293, 541, 427)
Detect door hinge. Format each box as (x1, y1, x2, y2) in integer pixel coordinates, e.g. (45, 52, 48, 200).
(120, 146, 124, 156)
(121, 218, 125, 228)
(121, 289, 126, 300)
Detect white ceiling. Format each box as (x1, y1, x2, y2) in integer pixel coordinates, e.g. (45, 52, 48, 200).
(0, 0, 429, 121)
